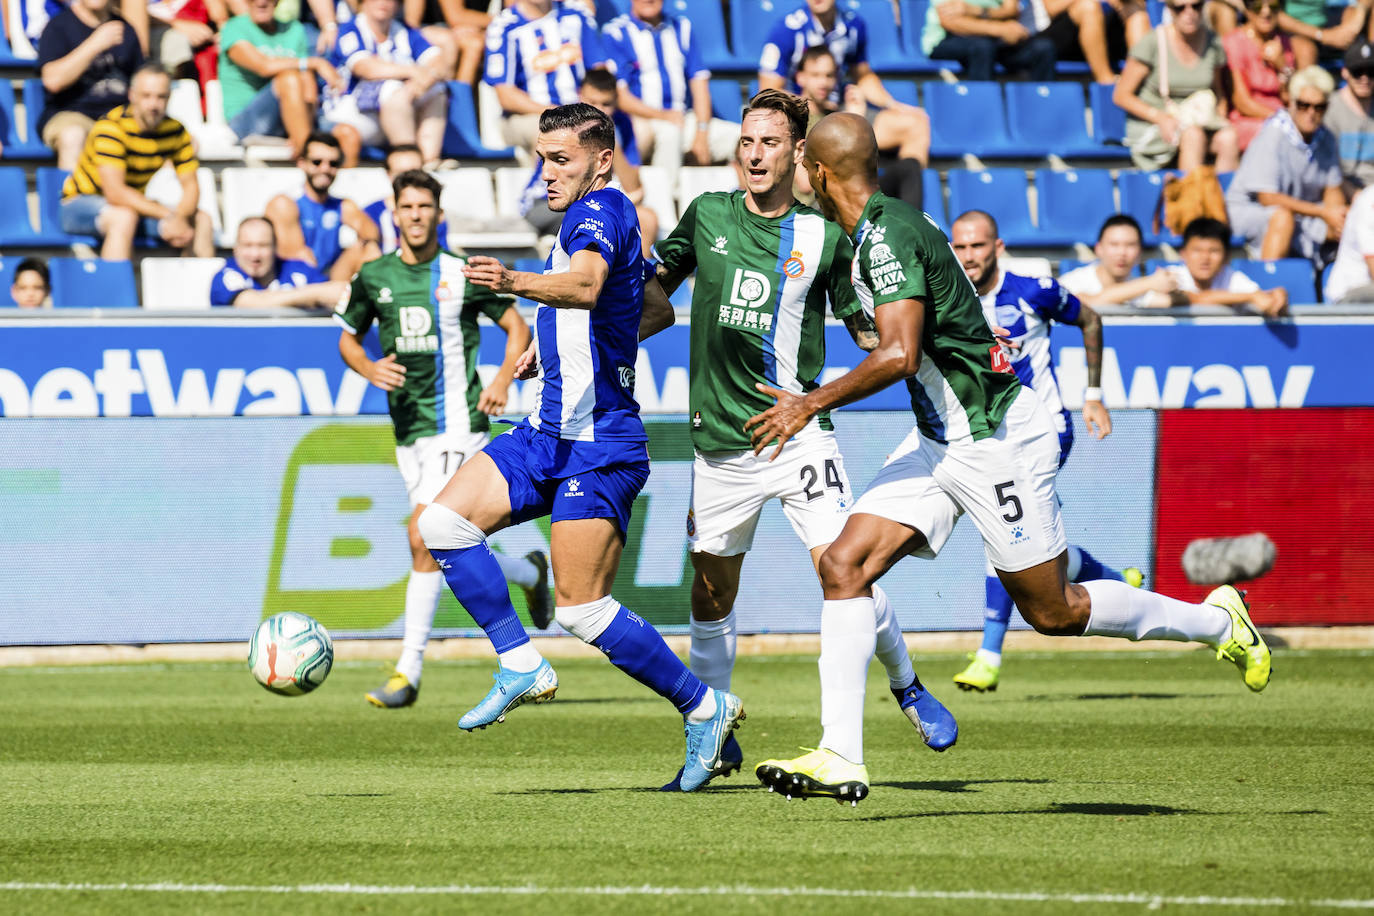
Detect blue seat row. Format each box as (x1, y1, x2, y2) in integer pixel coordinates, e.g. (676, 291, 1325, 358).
(0, 254, 137, 308)
(0, 78, 54, 160)
(1058, 255, 1319, 301)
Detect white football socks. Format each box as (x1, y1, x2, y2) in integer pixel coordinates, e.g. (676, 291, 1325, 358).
(396, 569, 444, 685)
(1081, 579, 1230, 645)
(689, 610, 737, 692)
(494, 551, 539, 589)
(872, 585, 915, 690)
(818, 596, 877, 765)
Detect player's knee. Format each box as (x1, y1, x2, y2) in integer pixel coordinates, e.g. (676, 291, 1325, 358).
(416, 503, 484, 550)
(690, 568, 738, 618)
(554, 595, 620, 643)
(817, 545, 867, 596)
(1017, 593, 1087, 636)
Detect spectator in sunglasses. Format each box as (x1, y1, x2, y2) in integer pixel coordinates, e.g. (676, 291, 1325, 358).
(1208, 0, 1373, 69)
(1114, 0, 1239, 171)
(1225, 66, 1345, 262)
(1223, 0, 1295, 149)
(1325, 40, 1374, 192)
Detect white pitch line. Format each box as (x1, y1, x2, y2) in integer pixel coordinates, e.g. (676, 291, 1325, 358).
(1, 882, 1371, 908)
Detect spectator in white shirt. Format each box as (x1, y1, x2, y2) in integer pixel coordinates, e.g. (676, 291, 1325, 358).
(1166, 217, 1288, 315)
(1059, 214, 1179, 306)
(1323, 184, 1374, 302)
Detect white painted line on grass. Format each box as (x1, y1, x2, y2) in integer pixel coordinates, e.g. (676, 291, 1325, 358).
(1, 882, 1371, 908)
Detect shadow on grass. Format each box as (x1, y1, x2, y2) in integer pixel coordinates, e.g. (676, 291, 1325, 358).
(1021, 693, 1226, 702)
(854, 801, 1198, 821)
(872, 778, 1051, 794)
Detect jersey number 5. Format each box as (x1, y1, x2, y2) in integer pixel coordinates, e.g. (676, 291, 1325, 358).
(801, 459, 845, 502)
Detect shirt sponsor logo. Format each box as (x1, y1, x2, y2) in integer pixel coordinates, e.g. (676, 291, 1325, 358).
(871, 263, 907, 296)
(532, 44, 582, 74)
(618, 365, 635, 389)
(868, 242, 893, 266)
(396, 305, 438, 354)
(721, 268, 774, 331)
(989, 343, 1013, 374)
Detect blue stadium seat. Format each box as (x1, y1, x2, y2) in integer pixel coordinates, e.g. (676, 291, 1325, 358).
(0, 166, 69, 245)
(885, 78, 919, 107)
(1088, 82, 1128, 147)
(710, 79, 743, 122)
(677, 0, 751, 71)
(442, 83, 515, 160)
(947, 168, 1036, 246)
(848, 0, 910, 73)
(0, 80, 47, 159)
(926, 82, 1021, 158)
(730, 0, 789, 70)
(1035, 169, 1116, 247)
(922, 165, 945, 232)
(901, 0, 959, 73)
(37, 167, 97, 247)
(16, 78, 53, 158)
(1232, 258, 1317, 301)
(49, 257, 139, 308)
(1116, 169, 1181, 247)
(1007, 83, 1125, 160)
(0, 256, 18, 306)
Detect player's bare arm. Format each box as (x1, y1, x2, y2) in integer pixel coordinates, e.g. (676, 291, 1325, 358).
(338, 330, 406, 391)
(747, 296, 924, 459)
(1074, 302, 1111, 439)
(639, 274, 675, 341)
(655, 259, 692, 297)
(477, 305, 532, 415)
(463, 250, 609, 310)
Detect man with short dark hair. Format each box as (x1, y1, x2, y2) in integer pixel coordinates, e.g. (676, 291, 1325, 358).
(336, 167, 548, 710)
(1169, 217, 1288, 314)
(1058, 214, 1178, 307)
(653, 88, 956, 791)
(363, 144, 450, 253)
(947, 208, 1141, 694)
(59, 63, 214, 261)
(266, 131, 381, 282)
(211, 217, 345, 308)
(414, 102, 745, 792)
(747, 113, 1271, 804)
(1324, 40, 1374, 192)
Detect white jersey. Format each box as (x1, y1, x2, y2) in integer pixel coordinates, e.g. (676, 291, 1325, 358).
(1059, 262, 1155, 307)
(1165, 264, 1259, 294)
(1325, 185, 1374, 302)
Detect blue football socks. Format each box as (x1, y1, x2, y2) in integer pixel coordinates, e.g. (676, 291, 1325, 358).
(593, 604, 708, 714)
(431, 544, 529, 653)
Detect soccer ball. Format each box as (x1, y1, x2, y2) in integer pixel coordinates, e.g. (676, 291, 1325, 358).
(248, 612, 334, 696)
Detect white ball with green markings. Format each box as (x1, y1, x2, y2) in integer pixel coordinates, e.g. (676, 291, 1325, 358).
(248, 612, 334, 696)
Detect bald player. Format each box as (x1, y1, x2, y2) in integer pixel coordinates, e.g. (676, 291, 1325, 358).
(747, 112, 1272, 806)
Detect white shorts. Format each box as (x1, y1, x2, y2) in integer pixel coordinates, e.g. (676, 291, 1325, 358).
(852, 387, 1068, 572)
(395, 430, 490, 508)
(688, 430, 851, 557)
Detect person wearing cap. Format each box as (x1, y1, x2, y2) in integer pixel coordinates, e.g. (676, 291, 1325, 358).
(1324, 39, 1374, 193)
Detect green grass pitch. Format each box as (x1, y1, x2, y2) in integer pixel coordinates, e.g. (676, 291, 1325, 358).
(2, 649, 1372, 915)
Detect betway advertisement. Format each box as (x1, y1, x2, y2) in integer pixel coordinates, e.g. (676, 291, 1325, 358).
(0, 413, 1157, 646)
(0, 316, 1368, 418)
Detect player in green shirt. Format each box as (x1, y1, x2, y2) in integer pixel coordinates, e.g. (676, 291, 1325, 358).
(335, 168, 551, 709)
(748, 113, 1273, 805)
(653, 90, 956, 791)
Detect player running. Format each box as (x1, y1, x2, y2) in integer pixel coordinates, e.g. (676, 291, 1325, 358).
(653, 89, 956, 791)
(417, 102, 744, 792)
(335, 168, 551, 710)
(948, 209, 1143, 694)
(747, 113, 1271, 805)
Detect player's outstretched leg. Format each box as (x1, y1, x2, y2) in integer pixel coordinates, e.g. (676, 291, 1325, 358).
(956, 561, 1012, 693)
(417, 503, 557, 729)
(556, 594, 745, 791)
(366, 568, 442, 708)
(874, 585, 957, 749)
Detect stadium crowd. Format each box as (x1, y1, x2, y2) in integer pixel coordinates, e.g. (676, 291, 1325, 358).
(1, 0, 1373, 308)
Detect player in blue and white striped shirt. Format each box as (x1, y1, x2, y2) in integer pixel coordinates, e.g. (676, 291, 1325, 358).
(483, 0, 608, 154)
(601, 0, 739, 189)
(950, 209, 1143, 693)
(416, 102, 744, 792)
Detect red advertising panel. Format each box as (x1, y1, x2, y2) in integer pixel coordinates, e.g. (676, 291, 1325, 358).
(1153, 408, 1374, 625)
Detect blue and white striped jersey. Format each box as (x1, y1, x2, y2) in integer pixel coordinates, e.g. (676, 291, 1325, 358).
(332, 18, 439, 96)
(601, 11, 707, 112)
(978, 271, 1081, 440)
(483, 1, 608, 108)
(758, 4, 868, 103)
(528, 186, 646, 444)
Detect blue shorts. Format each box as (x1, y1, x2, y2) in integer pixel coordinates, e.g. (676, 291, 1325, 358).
(229, 82, 286, 140)
(483, 421, 650, 537)
(59, 194, 160, 238)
